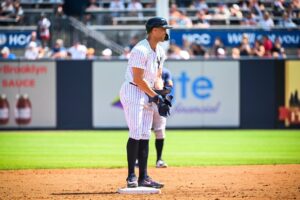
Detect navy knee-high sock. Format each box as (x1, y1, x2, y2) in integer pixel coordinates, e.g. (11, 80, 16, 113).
(155, 139, 164, 161)
(127, 138, 139, 177)
(138, 139, 149, 180)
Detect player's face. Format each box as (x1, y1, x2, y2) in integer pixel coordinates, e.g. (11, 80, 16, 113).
(153, 27, 167, 42)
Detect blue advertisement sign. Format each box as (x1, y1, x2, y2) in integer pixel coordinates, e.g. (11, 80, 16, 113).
(0, 31, 32, 48)
(170, 29, 300, 48)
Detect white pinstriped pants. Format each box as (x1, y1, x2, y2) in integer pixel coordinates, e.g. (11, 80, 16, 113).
(152, 109, 167, 139)
(120, 82, 154, 140)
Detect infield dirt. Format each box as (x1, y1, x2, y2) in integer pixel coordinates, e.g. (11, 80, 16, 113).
(0, 165, 299, 200)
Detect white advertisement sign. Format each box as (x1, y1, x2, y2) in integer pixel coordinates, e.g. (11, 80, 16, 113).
(165, 61, 240, 127)
(0, 61, 56, 128)
(93, 60, 240, 128)
(93, 61, 128, 128)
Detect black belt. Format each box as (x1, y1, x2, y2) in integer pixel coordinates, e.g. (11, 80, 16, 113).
(129, 82, 137, 87)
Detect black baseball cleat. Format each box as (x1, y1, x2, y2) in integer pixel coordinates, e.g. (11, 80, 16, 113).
(126, 174, 138, 188)
(138, 176, 164, 188)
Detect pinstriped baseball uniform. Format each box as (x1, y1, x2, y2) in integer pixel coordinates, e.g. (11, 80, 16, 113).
(120, 39, 166, 140)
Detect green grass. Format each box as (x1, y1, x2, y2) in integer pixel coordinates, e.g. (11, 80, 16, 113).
(0, 130, 299, 170)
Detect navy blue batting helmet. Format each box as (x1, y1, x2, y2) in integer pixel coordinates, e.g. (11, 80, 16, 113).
(145, 17, 172, 34)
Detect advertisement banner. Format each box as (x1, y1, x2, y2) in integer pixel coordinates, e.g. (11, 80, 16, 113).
(0, 61, 56, 128)
(93, 60, 239, 128)
(165, 61, 240, 127)
(278, 60, 300, 127)
(93, 61, 128, 128)
(170, 29, 300, 48)
(0, 31, 32, 49)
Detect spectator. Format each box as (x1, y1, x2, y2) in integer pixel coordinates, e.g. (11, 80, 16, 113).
(83, 12, 93, 25)
(258, 11, 274, 31)
(271, 37, 286, 58)
(167, 46, 180, 59)
(249, 0, 264, 16)
(189, 42, 208, 58)
(11, 1, 23, 23)
(194, 10, 210, 28)
(192, 0, 208, 13)
(119, 46, 131, 59)
(143, 1, 155, 8)
(24, 41, 39, 60)
(273, 0, 285, 16)
(241, 11, 257, 26)
(109, 0, 125, 17)
(28, 31, 41, 48)
(25, 32, 41, 58)
(1, 46, 16, 59)
(0, 0, 14, 18)
(278, 12, 297, 28)
(171, 9, 193, 28)
(216, 47, 226, 58)
(290, 0, 300, 18)
(252, 39, 265, 57)
(262, 35, 273, 57)
(239, 34, 251, 56)
(86, 0, 100, 11)
(55, 4, 65, 18)
(85, 0, 101, 25)
(37, 13, 51, 47)
(230, 4, 243, 19)
(68, 41, 87, 59)
(211, 37, 226, 58)
(167, 43, 190, 60)
(38, 44, 51, 59)
(238, 0, 250, 11)
(231, 47, 240, 59)
(127, 0, 143, 18)
(170, 3, 181, 19)
(101, 48, 112, 60)
(86, 48, 96, 60)
(176, 0, 193, 8)
(51, 39, 67, 59)
(213, 3, 231, 20)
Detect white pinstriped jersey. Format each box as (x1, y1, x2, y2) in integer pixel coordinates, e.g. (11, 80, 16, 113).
(122, 39, 166, 105)
(120, 39, 166, 140)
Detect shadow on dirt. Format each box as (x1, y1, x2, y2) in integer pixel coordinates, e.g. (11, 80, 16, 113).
(51, 191, 116, 195)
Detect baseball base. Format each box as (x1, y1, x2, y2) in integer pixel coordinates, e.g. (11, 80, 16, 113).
(117, 187, 161, 194)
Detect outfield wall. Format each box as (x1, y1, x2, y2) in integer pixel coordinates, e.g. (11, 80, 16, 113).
(0, 59, 298, 130)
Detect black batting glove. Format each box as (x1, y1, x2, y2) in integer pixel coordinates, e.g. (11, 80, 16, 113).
(149, 94, 164, 105)
(164, 94, 173, 107)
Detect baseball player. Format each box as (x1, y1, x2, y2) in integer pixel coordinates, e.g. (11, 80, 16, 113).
(135, 67, 173, 168)
(119, 17, 172, 188)
(153, 67, 173, 168)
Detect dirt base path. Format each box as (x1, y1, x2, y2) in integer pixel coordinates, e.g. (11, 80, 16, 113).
(0, 165, 299, 200)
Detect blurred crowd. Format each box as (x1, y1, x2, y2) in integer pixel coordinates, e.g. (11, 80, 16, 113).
(83, 0, 300, 29)
(2, 31, 300, 60)
(0, 31, 114, 60)
(0, 0, 64, 24)
(1, 0, 300, 60)
(0, 0, 24, 23)
(2, 0, 300, 27)
(168, 0, 300, 30)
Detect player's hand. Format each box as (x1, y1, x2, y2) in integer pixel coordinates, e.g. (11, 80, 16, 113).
(149, 94, 164, 105)
(154, 86, 172, 96)
(149, 95, 171, 117)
